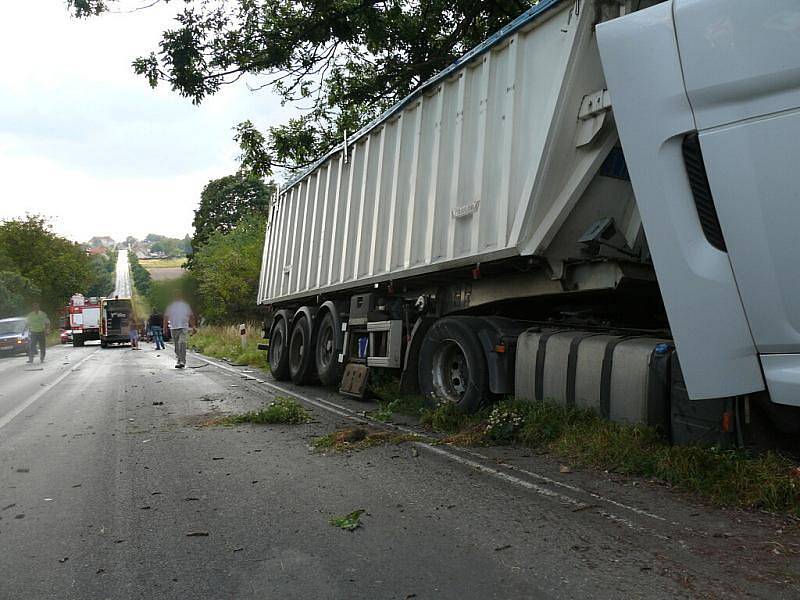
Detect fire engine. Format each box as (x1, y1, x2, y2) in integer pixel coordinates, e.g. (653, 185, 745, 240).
(66, 293, 101, 347)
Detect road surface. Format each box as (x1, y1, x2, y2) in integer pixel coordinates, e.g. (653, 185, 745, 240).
(1, 342, 798, 599)
(112, 249, 131, 297)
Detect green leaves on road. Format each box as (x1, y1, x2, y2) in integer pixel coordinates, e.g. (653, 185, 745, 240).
(217, 397, 310, 426)
(329, 509, 365, 532)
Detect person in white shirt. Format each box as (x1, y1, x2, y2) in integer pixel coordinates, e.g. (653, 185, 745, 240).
(164, 291, 196, 368)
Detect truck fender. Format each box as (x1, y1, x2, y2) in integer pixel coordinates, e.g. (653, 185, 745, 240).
(312, 301, 344, 352)
(400, 316, 437, 395)
(269, 309, 294, 340)
(291, 306, 318, 333)
(472, 317, 527, 396)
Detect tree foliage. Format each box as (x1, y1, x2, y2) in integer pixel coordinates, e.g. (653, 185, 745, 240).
(128, 251, 153, 296)
(86, 253, 115, 298)
(0, 271, 41, 319)
(68, 0, 534, 172)
(0, 216, 101, 316)
(190, 213, 266, 324)
(190, 173, 273, 261)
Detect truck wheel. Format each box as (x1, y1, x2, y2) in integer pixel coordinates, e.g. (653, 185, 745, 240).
(268, 318, 291, 381)
(315, 311, 341, 386)
(289, 315, 316, 385)
(418, 317, 488, 413)
(100, 340, 108, 348)
(72, 335, 84, 347)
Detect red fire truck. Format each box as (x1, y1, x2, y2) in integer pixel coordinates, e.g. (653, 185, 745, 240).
(66, 293, 101, 347)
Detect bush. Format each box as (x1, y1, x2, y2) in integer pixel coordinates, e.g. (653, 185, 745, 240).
(420, 400, 472, 434)
(190, 324, 268, 369)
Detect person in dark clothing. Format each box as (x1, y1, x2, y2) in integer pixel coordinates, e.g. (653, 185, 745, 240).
(148, 310, 165, 350)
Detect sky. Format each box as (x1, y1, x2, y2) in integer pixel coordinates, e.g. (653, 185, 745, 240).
(0, 0, 295, 243)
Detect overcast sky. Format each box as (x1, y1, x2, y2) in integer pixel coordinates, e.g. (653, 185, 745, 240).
(0, 1, 295, 243)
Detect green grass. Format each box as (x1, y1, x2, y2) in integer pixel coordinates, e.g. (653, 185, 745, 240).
(139, 257, 186, 268)
(217, 397, 310, 425)
(370, 375, 432, 418)
(190, 325, 268, 369)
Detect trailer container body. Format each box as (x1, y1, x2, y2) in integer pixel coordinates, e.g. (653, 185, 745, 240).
(257, 0, 800, 444)
(259, 0, 633, 306)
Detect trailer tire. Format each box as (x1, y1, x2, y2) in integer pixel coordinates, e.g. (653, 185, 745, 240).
(289, 315, 316, 385)
(72, 335, 84, 347)
(418, 317, 489, 413)
(314, 311, 341, 386)
(269, 317, 291, 381)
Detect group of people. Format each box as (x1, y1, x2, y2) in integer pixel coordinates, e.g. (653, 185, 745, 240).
(25, 292, 195, 369)
(128, 292, 196, 368)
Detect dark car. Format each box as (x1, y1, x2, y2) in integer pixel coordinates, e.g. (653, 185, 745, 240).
(0, 317, 30, 356)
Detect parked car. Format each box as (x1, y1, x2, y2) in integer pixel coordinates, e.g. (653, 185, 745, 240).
(60, 329, 73, 344)
(0, 317, 30, 356)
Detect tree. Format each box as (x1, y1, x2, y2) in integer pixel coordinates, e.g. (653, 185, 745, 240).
(86, 254, 114, 298)
(0, 216, 95, 315)
(190, 174, 273, 261)
(68, 0, 533, 173)
(190, 213, 266, 324)
(0, 271, 40, 318)
(128, 251, 152, 296)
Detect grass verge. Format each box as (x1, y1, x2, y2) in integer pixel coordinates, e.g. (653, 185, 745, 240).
(371, 379, 800, 516)
(214, 397, 310, 426)
(190, 324, 268, 369)
(313, 426, 420, 452)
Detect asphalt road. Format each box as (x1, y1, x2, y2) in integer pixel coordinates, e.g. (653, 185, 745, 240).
(1, 342, 798, 600)
(112, 250, 131, 297)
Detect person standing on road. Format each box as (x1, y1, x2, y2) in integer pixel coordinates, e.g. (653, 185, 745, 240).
(164, 291, 195, 369)
(129, 314, 140, 350)
(25, 302, 50, 364)
(148, 309, 165, 350)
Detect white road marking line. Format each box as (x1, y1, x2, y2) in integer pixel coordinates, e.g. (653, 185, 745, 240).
(193, 353, 670, 534)
(0, 349, 101, 430)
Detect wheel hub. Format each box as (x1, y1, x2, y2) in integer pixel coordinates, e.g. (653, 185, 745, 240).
(431, 340, 469, 403)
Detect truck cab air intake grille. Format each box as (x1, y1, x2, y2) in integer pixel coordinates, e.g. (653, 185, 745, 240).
(682, 133, 727, 252)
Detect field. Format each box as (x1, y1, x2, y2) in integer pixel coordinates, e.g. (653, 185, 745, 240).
(140, 257, 186, 281)
(139, 257, 186, 269)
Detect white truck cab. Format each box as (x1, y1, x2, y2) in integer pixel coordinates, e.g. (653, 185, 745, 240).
(599, 0, 800, 409)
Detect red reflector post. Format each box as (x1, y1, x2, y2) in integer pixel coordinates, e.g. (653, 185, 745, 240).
(722, 411, 733, 433)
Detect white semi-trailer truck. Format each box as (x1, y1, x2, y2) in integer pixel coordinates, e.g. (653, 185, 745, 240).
(258, 0, 800, 445)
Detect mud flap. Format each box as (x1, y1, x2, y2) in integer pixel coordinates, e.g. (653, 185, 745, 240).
(340, 363, 369, 399)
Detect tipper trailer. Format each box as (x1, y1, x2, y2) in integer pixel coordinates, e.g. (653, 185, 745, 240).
(258, 0, 800, 445)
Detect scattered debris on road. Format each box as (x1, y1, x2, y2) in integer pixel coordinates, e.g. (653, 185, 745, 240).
(313, 427, 420, 452)
(210, 397, 311, 426)
(329, 509, 365, 531)
(186, 531, 209, 537)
